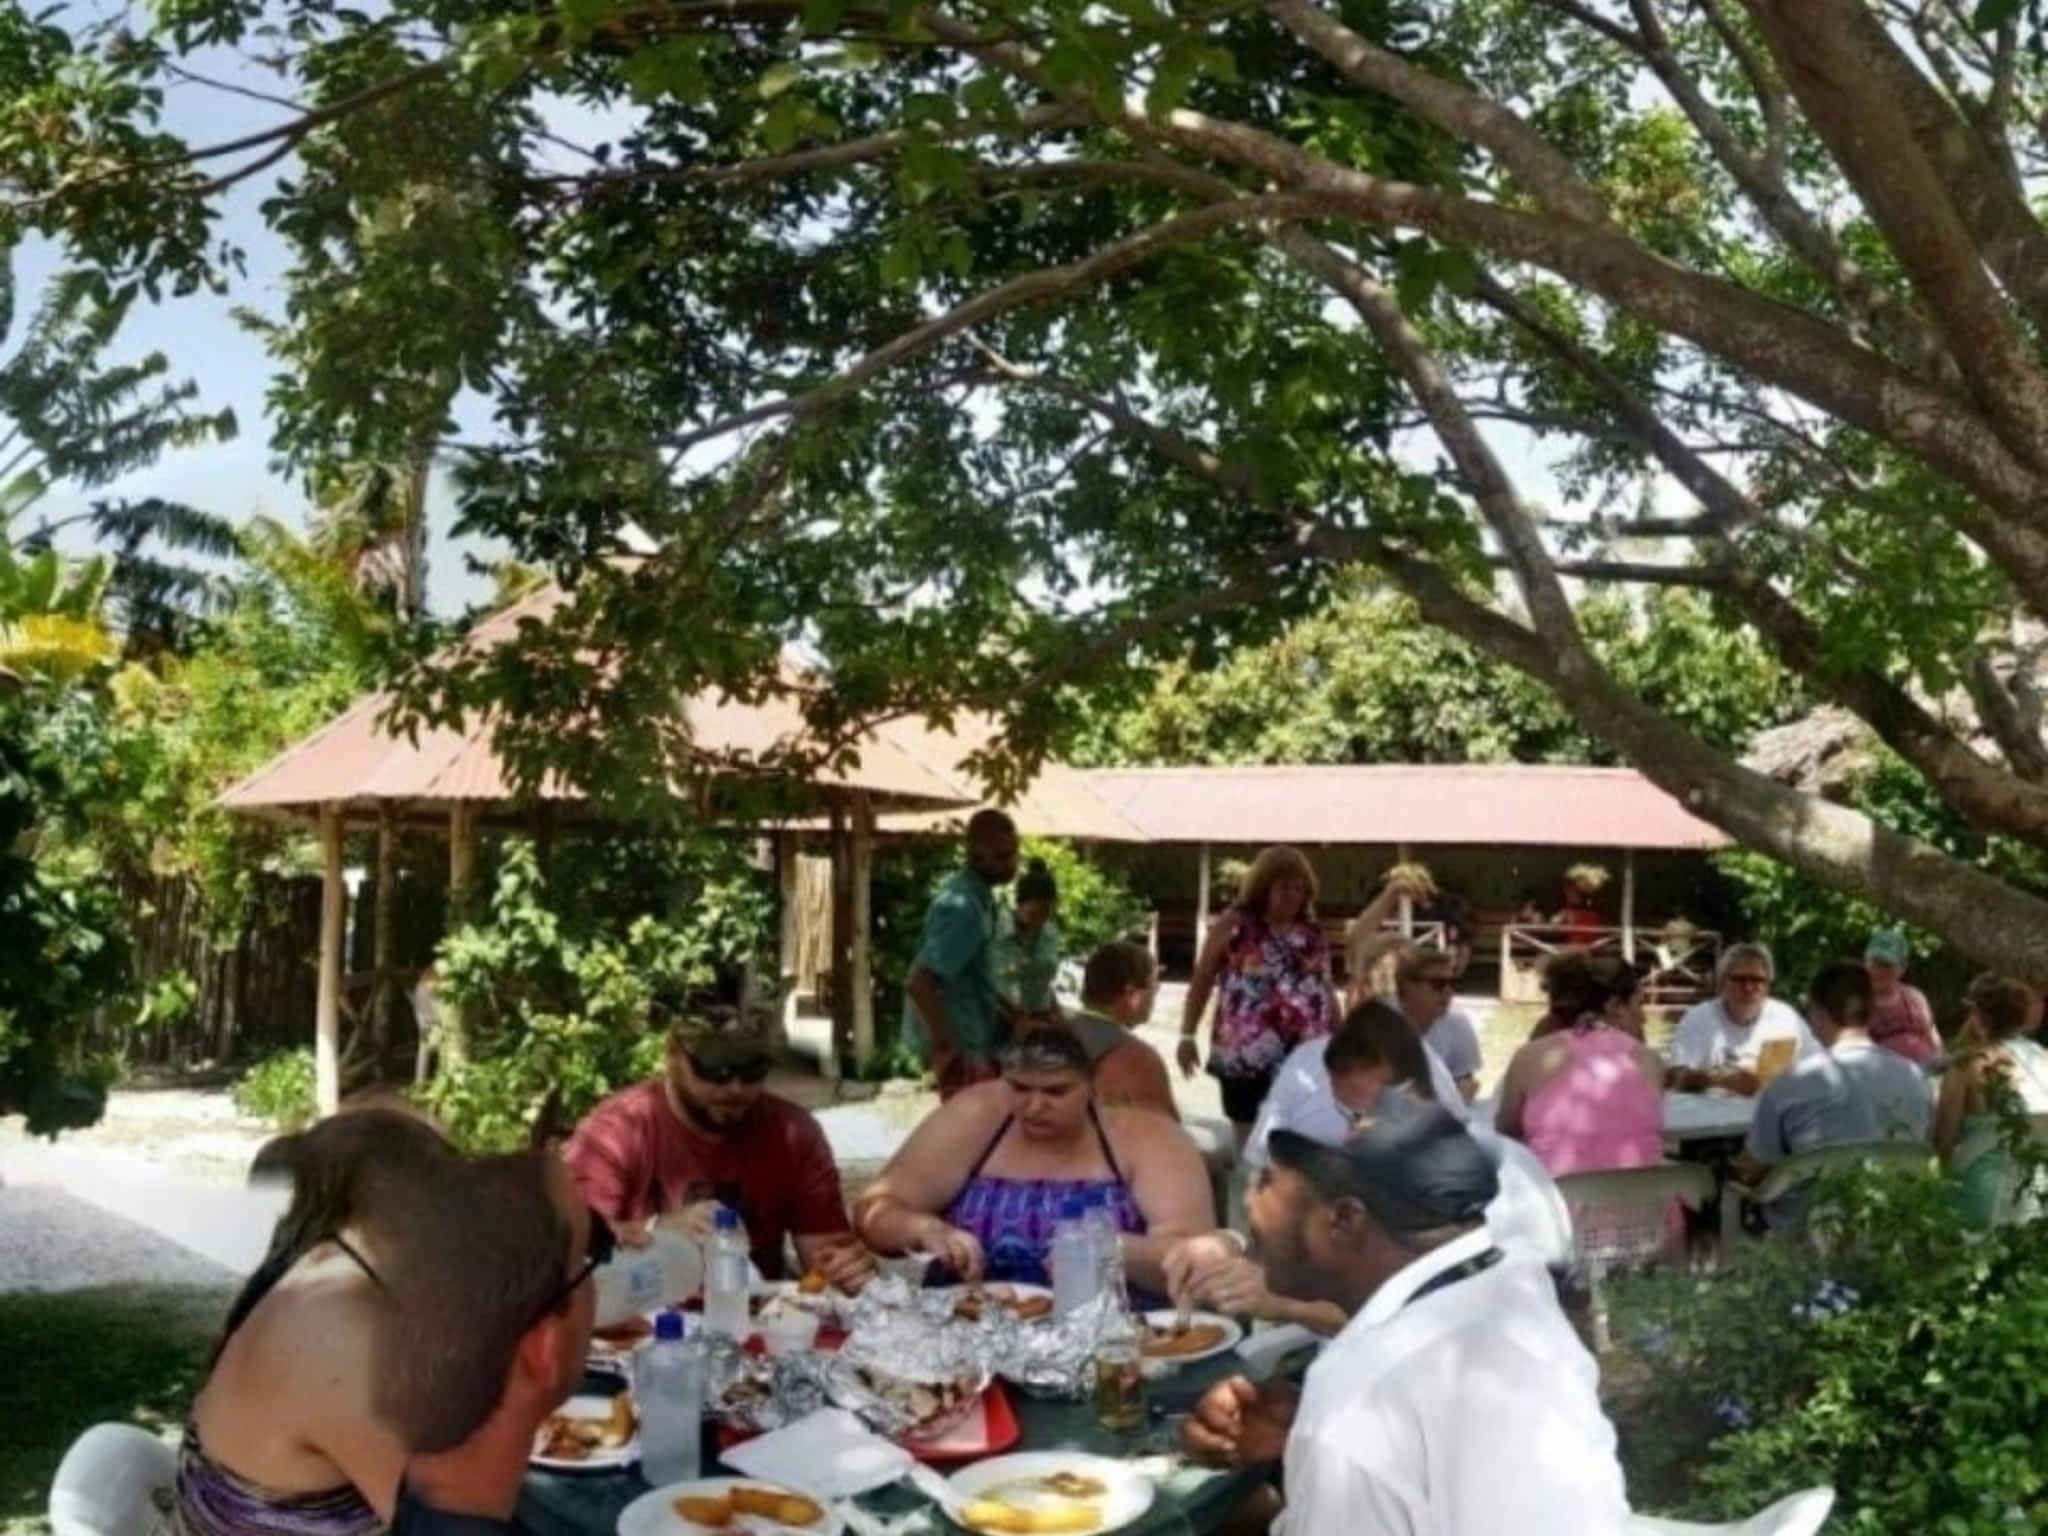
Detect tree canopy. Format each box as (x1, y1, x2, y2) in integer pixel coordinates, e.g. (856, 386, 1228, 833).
(13, 0, 2048, 975)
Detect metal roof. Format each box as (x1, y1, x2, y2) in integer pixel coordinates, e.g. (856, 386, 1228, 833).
(1075, 764, 1729, 850)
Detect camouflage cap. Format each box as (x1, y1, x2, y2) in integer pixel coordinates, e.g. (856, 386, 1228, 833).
(670, 1005, 775, 1070)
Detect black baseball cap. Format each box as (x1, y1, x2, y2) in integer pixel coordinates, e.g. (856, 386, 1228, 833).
(1268, 1093, 1498, 1235)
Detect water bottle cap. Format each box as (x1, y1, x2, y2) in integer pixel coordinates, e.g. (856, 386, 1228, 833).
(714, 1206, 740, 1231)
(654, 1309, 685, 1342)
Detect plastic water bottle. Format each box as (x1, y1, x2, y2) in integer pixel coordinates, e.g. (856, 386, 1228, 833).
(1050, 1195, 1098, 1316)
(593, 1226, 706, 1330)
(636, 1310, 705, 1485)
(1081, 1187, 1118, 1288)
(701, 1206, 752, 1338)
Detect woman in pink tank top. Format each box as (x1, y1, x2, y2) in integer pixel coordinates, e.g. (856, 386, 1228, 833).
(1497, 955, 1674, 1255)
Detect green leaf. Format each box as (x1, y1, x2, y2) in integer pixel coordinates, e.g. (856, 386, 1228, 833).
(760, 94, 804, 152)
(757, 60, 801, 99)
(1393, 241, 1438, 315)
(800, 0, 843, 33)
(1972, 0, 2024, 27)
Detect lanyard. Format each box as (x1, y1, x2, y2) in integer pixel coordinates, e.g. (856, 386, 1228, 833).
(1400, 1245, 1504, 1312)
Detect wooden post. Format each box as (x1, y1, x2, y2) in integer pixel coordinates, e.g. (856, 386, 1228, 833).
(1621, 848, 1638, 964)
(371, 801, 400, 1068)
(850, 794, 876, 1072)
(775, 830, 800, 1052)
(827, 801, 853, 1082)
(441, 802, 478, 1070)
(1195, 842, 1212, 939)
(315, 802, 345, 1117)
(1397, 841, 1415, 937)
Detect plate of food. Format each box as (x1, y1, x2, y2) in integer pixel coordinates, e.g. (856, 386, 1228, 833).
(947, 1283, 1055, 1324)
(1136, 1310, 1243, 1365)
(618, 1477, 844, 1536)
(590, 1313, 656, 1362)
(945, 1452, 1154, 1534)
(531, 1379, 638, 1472)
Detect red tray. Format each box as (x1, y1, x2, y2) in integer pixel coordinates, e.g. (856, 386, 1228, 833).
(716, 1379, 1021, 1466)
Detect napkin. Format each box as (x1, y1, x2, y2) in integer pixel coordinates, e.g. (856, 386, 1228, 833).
(719, 1408, 914, 1499)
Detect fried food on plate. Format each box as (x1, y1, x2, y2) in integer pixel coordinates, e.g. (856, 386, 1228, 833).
(958, 1500, 1103, 1533)
(1139, 1321, 1226, 1359)
(671, 1495, 733, 1528)
(730, 1485, 824, 1526)
(1038, 1473, 1107, 1499)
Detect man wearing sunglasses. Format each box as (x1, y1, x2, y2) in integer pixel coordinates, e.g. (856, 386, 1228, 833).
(386, 1154, 603, 1534)
(565, 1008, 874, 1291)
(1668, 942, 1818, 1096)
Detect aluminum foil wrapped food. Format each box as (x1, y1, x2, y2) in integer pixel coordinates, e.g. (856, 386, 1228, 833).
(975, 1290, 1122, 1399)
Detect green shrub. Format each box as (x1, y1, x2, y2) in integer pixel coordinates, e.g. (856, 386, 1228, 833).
(424, 836, 772, 1151)
(232, 1047, 316, 1130)
(1608, 1153, 2048, 1532)
(1020, 838, 1147, 960)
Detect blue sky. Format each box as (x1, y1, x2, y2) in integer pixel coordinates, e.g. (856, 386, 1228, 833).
(17, 38, 505, 614)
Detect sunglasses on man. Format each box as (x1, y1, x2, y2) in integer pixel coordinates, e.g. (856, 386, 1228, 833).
(686, 1052, 772, 1086)
(531, 1207, 618, 1326)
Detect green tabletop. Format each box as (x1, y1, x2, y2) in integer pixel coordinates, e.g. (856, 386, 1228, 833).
(520, 1354, 1269, 1536)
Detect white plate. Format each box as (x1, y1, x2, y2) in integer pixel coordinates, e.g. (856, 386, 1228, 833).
(1137, 1310, 1244, 1366)
(945, 1452, 1155, 1534)
(531, 1389, 639, 1473)
(618, 1476, 846, 1536)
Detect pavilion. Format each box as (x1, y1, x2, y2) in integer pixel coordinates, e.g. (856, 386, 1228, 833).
(221, 588, 1735, 1102)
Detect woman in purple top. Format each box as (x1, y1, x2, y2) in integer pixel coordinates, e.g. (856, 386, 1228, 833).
(855, 1027, 1216, 1299)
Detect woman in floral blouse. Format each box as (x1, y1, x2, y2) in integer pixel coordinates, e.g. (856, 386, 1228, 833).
(1177, 845, 1339, 1142)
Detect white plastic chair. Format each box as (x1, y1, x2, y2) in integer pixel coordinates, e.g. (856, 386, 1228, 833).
(1555, 1162, 1715, 1349)
(1630, 1486, 1834, 1535)
(1722, 1139, 1932, 1248)
(48, 1423, 177, 1536)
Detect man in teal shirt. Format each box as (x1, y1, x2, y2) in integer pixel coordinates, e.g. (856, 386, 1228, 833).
(903, 809, 1019, 1096)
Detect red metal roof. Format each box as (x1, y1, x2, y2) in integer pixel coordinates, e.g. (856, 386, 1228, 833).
(1076, 764, 1729, 850)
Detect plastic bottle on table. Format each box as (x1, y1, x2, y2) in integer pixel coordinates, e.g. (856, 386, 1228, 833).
(701, 1206, 752, 1338)
(1081, 1186, 1118, 1288)
(1050, 1195, 1098, 1316)
(593, 1225, 706, 1330)
(636, 1309, 706, 1485)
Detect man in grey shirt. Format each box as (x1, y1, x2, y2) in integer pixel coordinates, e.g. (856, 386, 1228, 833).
(1736, 959, 1932, 1229)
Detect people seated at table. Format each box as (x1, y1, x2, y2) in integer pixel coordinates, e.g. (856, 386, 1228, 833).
(1245, 1000, 1448, 1168)
(904, 809, 1021, 1097)
(565, 1007, 874, 1291)
(1527, 947, 1609, 1042)
(1179, 1097, 1631, 1535)
(1667, 942, 1818, 1096)
(994, 857, 1062, 1021)
(1734, 960, 1932, 1230)
(1180, 845, 1341, 1144)
(1936, 973, 2048, 1229)
(176, 1104, 456, 1536)
(1063, 940, 1178, 1120)
(853, 1024, 1214, 1297)
(1390, 944, 1481, 1101)
(385, 1153, 603, 1534)
(1497, 955, 1666, 1178)
(1863, 929, 1940, 1067)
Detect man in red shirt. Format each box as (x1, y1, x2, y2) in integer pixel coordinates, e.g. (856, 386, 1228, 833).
(565, 1008, 874, 1290)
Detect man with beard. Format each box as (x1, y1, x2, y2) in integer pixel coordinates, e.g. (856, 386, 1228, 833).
(565, 1007, 873, 1290)
(1180, 1096, 1629, 1535)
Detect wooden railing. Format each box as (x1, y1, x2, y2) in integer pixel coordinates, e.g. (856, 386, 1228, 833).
(1497, 923, 1722, 1007)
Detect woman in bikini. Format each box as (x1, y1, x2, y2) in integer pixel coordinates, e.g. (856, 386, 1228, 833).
(854, 1027, 1216, 1300)
(176, 1105, 455, 1536)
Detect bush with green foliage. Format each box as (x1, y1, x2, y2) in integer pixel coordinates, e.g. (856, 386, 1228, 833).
(1018, 838, 1147, 960)
(230, 1047, 317, 1131)
(1609, 1155, 2048, 1532)
(424, 836, 773, 1151)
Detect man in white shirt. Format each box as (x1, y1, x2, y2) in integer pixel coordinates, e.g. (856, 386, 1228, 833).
(1669, 942, 1818, 1096)
(1180, 1096, 1630, 1535)
(1734, 959, 1932, 1229)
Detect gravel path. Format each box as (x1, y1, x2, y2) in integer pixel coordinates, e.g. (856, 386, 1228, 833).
(0, 1185, 236, 1291)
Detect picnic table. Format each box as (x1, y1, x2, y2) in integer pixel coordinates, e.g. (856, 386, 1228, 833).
(520, 1351, 1270, 1536)
(1472, 1090, 1755, 1151)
